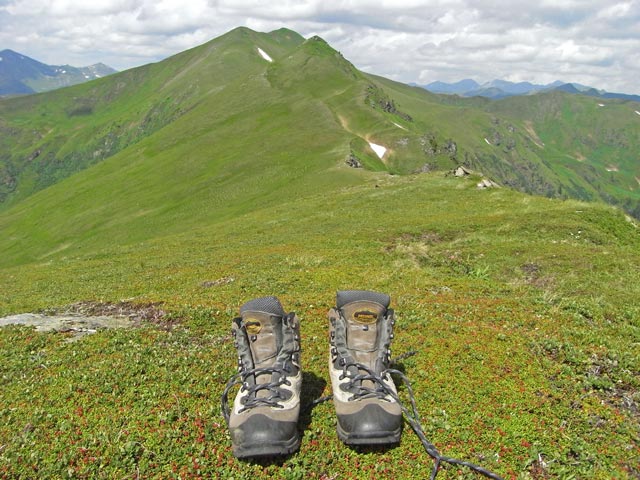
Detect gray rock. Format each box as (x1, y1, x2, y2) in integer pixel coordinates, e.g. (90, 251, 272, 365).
(477, 178, 500, 189)
(0, 313, 136, 341)
(453, 166, 471, 177)
(346, 153, 362, 168)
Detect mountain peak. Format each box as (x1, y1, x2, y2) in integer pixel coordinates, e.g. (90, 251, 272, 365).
(269, 27, 304, 39)
(0, 49, 23, 58)
(0, 49, 117, 96)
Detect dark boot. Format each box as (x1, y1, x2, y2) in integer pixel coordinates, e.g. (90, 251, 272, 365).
(222, 296, 302, 458)
(328, 290, 402, 445)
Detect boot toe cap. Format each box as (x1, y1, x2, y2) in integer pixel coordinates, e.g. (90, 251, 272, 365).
(337, 402, 402, 445)
(231, 413, 299, 458)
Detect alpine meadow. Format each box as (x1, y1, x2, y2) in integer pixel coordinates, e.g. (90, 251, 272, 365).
(0, 27, 639, 479)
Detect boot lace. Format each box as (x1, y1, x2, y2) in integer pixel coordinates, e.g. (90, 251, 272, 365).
(339, 361, 396, 402)
(221, 366, 291, 425)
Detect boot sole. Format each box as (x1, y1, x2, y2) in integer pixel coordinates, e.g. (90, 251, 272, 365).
(336, 422, 401, 445)
(233, 432, 300, 458)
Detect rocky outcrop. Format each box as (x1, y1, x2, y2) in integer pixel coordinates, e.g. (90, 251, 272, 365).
(346, 153, 362, 168)
(420, 133, 457, 160)
(365, 84, 413, 122)
(453, 165, 471, 177)
(477, 178, 500, 189)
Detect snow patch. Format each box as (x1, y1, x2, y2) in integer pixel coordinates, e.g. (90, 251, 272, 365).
(0, 57, 3, 62)
(392, 122, 406, 130)
(484, 138, 491, 145)
(606, 165, 619, 172)
(84, 75, 89, 79)
(598, 103, 605, 107)
(369, 142, 387, 159)
(635, 110, 640, 116)
(257, 47, 273, 62)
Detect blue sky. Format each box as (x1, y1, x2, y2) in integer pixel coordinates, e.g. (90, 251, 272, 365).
(1, 0, 639, 93)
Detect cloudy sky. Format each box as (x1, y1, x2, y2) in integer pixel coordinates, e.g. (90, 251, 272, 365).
(1, 0, 639, 93)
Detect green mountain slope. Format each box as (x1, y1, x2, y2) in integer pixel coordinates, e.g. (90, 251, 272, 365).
(0, 30, 368, 267)
(2, 26, 639, 220)
(0, 27, 639, 479)
(488, 93, 640, 214)
(365, 75, 640, 216)
(0, 27, 306, 208)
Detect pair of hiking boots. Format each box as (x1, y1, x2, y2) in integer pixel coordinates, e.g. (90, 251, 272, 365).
(222, 290, 401, 458)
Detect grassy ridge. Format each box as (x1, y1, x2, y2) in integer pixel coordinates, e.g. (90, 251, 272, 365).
(0, 27, 305, 208)
(2, 27, 639, 220)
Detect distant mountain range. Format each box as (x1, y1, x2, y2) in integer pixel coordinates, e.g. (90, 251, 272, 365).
(0, 49, 117, 96)
(418, 78, 640, 102)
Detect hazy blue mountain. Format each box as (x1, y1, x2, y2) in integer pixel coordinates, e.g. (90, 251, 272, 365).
(422, 79, 479, 94)
(0, 49, 117, 96)
(420, 78, 640, 101)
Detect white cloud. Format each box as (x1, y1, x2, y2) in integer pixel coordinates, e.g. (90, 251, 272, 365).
(0, 0, 638, 93)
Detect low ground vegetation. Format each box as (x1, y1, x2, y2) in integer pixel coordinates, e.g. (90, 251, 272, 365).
(1, 173, 638, 478)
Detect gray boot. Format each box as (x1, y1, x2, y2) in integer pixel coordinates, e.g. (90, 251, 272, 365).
(222, 296, 302, 458)
(328, 290, 402, 445)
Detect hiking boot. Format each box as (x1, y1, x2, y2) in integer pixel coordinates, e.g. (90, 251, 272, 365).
(328, 290, 402, 445)
(222, 296, 302, 458)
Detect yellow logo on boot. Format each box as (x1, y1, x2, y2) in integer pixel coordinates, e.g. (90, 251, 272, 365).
(244, 319, 262, 334)
(353, 310, 378, 324)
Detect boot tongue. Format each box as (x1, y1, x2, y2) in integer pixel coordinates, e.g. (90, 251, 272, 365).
(241, 311, 282, 368)
(341, 300, 386, 368)
(239, 296, 287, 398)
(336, 290, 390, 373)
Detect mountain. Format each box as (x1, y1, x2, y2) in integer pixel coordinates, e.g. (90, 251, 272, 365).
(421, 78, 553, 98)
(422, 78, 479, 95)
(2, 27, 638, 228)
(421, 78, 640, 102)
(480, 79, 542, 96)
(0, 48, 117, 96)
(0, 27, 638, 479)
